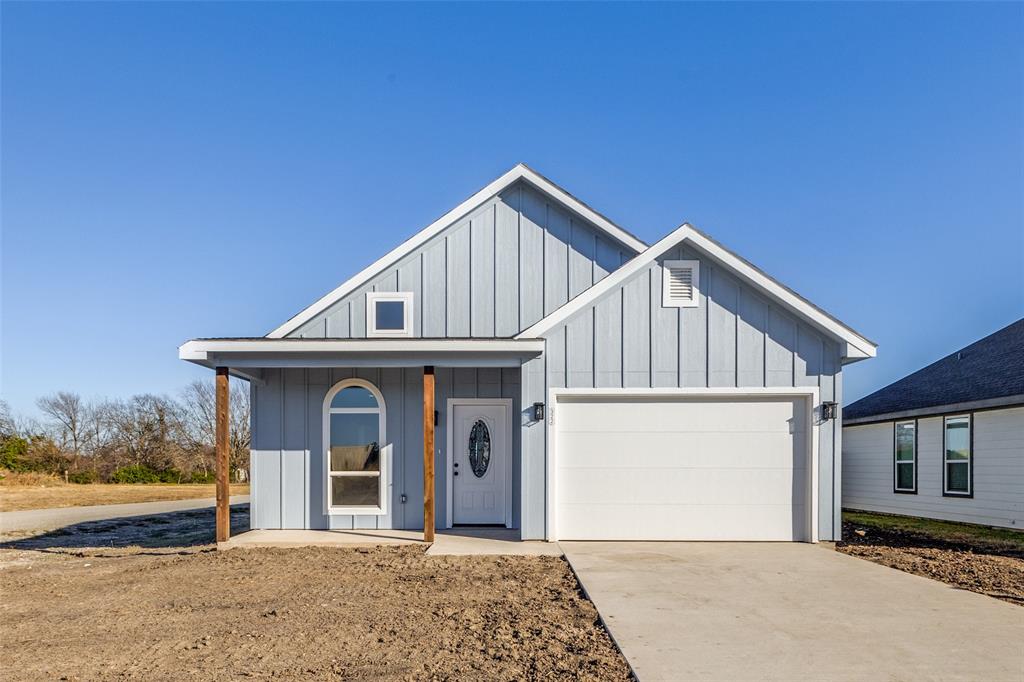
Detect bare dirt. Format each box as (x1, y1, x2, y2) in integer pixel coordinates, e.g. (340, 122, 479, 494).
(0, 482, 250, 512)
(0, 509, 631, 681)
(837, 519, 1024, 606)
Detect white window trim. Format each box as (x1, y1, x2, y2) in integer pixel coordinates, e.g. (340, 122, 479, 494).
(943, 414, 972, 496)
(323, 378, 388, 515)
(366, 292, 414, 338)
(893, 420, 916, 493)
(662, 259, 700, 308)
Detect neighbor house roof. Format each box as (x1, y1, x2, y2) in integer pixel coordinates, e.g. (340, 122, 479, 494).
(844, 318, 1024, 424)
(266, 163, 647, 339)
(516, 222, 878, 363)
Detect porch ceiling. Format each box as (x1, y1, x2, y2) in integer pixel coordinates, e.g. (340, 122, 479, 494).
(179, 338, 545, 373)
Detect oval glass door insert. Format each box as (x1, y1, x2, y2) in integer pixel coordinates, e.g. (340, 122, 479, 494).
(467, 420, 491, 478)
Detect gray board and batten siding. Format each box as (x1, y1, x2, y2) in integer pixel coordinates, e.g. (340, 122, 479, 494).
(250, 366, 523, 531)
(521, 242, 845, 541)
(288, 180, 639, 340)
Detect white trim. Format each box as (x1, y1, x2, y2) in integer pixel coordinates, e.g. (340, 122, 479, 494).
(322, 378, 388, 516)
(517, 224, 876, 360)
(181, 338, 545, 359)
(545, 387, 820, 543)
(366, 291, 414, 338)
(266, 163, 647, 338)
(894, 419, 916, 493)
(661, 259, 700, 308)
(445, 398, 514, 530)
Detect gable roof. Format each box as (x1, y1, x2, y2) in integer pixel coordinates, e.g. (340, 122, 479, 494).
(267, 163, 647, 338)
(844, 318, 1024, 423)
(516, 222, 877, 363)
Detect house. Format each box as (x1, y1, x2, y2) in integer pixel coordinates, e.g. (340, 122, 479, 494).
(179, 164, 877, 543)
(842, 319, 1024, 529)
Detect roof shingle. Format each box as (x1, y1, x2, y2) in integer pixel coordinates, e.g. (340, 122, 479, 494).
(844, 318, 1024, 421)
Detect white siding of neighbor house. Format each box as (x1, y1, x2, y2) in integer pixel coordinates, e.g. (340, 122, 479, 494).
(287, 181, 637, 340)
(518, 243, 845, 541)
(842, 406, 1024, 529)
(250, 366, 521, 530)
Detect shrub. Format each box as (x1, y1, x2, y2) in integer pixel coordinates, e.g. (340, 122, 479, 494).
(68, 470, 98, 484)
(110, 464, 162, 484)
(0, 435, 33, 472)
(187, 470, 216, 484)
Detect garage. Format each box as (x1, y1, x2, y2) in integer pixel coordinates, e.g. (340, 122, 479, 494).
(550, 390, 818, 542)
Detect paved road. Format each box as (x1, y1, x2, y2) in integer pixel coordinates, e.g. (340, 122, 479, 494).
(563, 542, 1024, 682)
(0, 495, 251, 533)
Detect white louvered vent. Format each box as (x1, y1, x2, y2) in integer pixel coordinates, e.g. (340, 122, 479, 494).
(662, 260, 700, 308)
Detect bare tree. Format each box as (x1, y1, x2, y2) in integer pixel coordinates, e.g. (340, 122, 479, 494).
(0, 400, 13, 438)
(37, 391, 89, 456)
(104, 394, 189, 474)
(179, 378, 251, 479)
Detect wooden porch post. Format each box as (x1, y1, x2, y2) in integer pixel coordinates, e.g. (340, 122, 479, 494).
(215, 366, 230, 543)
(423, 366, 435, 543)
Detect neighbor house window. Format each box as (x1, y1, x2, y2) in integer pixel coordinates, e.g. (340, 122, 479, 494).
(324, 379, 387, 514)
(893, 420, 916, 493)
(366, 292, 414, 337)
(943, 415, 971, 496)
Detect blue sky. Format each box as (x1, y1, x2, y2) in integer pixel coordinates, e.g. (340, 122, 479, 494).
(2, 2, 1022, 417)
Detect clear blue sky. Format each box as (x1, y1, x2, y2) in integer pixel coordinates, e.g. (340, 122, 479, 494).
(2, 2, 1022, 417)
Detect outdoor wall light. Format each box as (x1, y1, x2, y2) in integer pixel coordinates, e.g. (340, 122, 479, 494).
(532, 402, 545, 422)
(821, 401, 838, 420)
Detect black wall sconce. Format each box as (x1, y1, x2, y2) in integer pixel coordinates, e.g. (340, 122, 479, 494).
(532, 402, 545, 422)
(821, 401, 838, 420)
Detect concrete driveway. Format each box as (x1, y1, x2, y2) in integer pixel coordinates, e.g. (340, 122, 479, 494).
(562, 542, 1024, 682)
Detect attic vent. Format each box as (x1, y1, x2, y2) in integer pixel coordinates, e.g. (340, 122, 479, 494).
(662, 260, 700, 308)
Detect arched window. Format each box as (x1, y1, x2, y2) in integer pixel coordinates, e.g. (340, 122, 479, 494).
(323, 379, 386, 514)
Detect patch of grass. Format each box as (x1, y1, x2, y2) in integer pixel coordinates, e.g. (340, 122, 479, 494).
(844, 510, 1024, 552)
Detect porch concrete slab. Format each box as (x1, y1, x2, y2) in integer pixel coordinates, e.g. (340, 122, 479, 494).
(427, 528, 562, 556)
(218, 529, 423, 549)
(219, 528, 562, 556)
(562, 542, 1024, 682)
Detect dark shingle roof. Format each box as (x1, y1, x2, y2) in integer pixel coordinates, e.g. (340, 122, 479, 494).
(844, 318, 1024, 421)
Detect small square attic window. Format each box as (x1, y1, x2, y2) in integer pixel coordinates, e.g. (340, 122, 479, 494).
(662, 260, 700, 307)
(366, 292, 414, 337)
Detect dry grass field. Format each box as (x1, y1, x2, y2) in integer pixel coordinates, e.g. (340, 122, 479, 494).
(0, 478, 249, 512)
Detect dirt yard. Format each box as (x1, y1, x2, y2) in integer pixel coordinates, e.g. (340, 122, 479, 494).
(0, 510, 630, 681)
(0, 482, 250, 512)
(838, 510, 1024, 606)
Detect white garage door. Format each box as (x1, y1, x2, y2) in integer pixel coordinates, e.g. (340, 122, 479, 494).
(553, 394, 813, 541)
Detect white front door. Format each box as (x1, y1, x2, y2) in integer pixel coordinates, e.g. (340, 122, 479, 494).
(451, 402, 508, 525)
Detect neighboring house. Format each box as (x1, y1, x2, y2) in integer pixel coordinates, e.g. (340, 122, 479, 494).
(180, 164, 876, 543)
(843, 319, 1024, 529)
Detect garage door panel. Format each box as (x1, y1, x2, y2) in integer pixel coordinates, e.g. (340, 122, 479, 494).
(557, 503, 806, 541)
(559, 467, 805, 506)
(554, 394, 811, 541)
(557, 432, 805, 470)
(557, 398, 804, 433)
(641, 468, 806, 506)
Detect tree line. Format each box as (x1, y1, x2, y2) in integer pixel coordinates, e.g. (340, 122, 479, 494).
(0, 379, 250, 484)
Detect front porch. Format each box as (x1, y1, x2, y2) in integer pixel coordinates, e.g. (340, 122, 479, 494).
(178, 338, 546, 544)
(218, 527, 562, 556)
